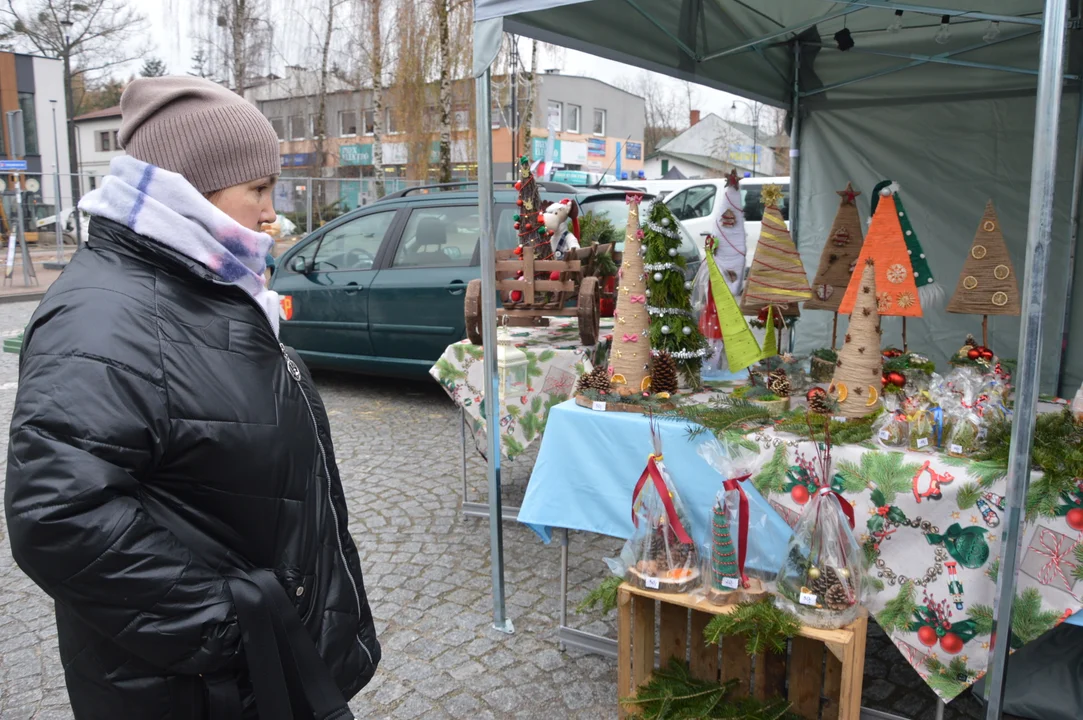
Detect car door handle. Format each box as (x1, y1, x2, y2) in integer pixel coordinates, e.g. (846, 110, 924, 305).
(446, 280, 465, 295)
(344, 281, 361, 294)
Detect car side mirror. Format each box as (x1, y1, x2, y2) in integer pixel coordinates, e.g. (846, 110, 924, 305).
(291, 256, 310, 274)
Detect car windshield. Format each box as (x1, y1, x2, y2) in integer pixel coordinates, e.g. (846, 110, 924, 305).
(742, 184, 791, 222)
(578, 197, 699, 259)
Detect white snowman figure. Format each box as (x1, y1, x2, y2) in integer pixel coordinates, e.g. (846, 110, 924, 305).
(543, 198, 581, 259)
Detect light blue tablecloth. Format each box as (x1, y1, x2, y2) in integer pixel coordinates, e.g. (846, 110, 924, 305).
(518, 400, 793, 575)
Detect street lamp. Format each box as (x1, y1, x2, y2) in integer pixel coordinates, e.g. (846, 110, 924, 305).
(730, 100, 758, 177)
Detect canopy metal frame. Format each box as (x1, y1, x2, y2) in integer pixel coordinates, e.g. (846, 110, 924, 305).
(472, 3, 1079, 718)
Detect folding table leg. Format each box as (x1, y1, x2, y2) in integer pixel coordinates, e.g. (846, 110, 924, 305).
(559, 528, 569, 651)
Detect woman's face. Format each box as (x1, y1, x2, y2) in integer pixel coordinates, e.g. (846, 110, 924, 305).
(210, 176, 279, 232)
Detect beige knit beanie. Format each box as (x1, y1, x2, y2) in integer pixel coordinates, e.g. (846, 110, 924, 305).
(119, 76, 280, 194)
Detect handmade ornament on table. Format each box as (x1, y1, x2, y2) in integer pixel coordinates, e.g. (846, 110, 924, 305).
(875, 394, 909, 448)
(698, 438, 770, 606)
(643, 200, 710, 388)
(870, 180, 943, 307)
(842, 183, 924, 349)
(618, 416, 701, 593)
(542, 197, 581, 260)
(609, 195, 651, 396)
(740, 184, 812, 322)
(829, 259, 884, 418)
(708, 170, 747, 296)
(774, 420, 864, 629)
(805, 182, 866, 348)
(946, 200, 1021, 348)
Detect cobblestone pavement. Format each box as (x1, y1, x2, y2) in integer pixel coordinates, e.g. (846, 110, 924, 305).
(0, 300, 998, 719)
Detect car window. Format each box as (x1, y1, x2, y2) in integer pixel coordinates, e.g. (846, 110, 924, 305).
(742, 184, 790, 222)
(665, 189, 689, 220)
(392, 206, 479, 268)
(313, 211, 396, 272)
(681, 185, 717, 219)
(577, 197, 698, 261)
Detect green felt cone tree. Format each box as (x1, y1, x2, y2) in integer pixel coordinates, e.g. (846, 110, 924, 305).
(711, 498, 739, 592)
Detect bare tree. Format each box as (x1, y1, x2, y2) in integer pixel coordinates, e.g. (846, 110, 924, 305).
(434, 0, 451, 183)
(520, 39, 538, 153)
(192, 0, 273, 92)
(615, 71, 682, 156)
(1, 0, 149, 239)
(311, 0, 345, 208)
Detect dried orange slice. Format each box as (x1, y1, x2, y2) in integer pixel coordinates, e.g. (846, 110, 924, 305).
(611, 374, 627, 386)
(641, 376, 652, 392)
(866, 385, 879, 406)
(834, 381, 849, 403)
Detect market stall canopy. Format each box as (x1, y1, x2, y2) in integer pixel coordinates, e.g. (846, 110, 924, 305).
(474, 1, 1079, 108)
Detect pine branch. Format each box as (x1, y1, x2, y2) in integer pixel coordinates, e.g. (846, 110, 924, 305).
(703, 599, 802, 656)
(752, 445, 790, 496)
(956, 482, 981, 510)
(1012, 587, 1059, 645)
(969, 604, 994, 636)
(576, 576, 622, 615)
(875, 581, 917, 632)
(987, 558, 1000, 583)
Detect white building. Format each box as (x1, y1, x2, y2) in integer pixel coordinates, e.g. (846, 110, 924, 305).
(643, 111, 777, 180)
(73, 106, 123, 189)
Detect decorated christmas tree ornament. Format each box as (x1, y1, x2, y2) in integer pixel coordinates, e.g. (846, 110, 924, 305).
(643, 200, 710, 387)
(609, 196, 652, 396)
(740, 184, 812, 318)
(830, 260, 883, 418)
(871, 180, 943, 307)
(946, 200, 1021, 348)
(842, 184, 923, 349)
(806, 182, 867, 348)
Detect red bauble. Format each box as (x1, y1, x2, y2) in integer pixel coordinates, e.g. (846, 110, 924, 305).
(806, 387, 827, 401)
(888, 372, 906, 387)
(513, 222, 520, 230)
(881, 375, 889, 386)
(939, 632, 964, 655)
(549, 271, 561, 281)
(514, 246, 523, 256)
(537, 213, 545, 223)
(981, 350, 994, 360)
(790, 485, 810, 505)
(917, 626, 938, 647)
(1066, 508, 1083, 531)
(524, 223, 532, 231)
(509, 290, 523, 302)
(967, 348, 981, 360)
(516, 198, 524, 207)
(514, 181, 522, 190)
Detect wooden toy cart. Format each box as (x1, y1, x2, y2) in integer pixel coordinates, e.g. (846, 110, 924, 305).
(617, 583, 868, 720)
(464, 243, 614, 347)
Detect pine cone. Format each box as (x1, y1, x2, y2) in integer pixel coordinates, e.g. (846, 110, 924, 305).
(651, 352, 679, 394)
(577, 365, 611, 393)
(825, 582, 851, 611)
(766, 369, 791, 398)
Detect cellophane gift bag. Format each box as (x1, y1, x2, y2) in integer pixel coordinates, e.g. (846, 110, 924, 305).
(775, 485, 864, 629)
(697, 437, 771, 605)
(874, 394, 909, 448)
(606, 419, 700, 594)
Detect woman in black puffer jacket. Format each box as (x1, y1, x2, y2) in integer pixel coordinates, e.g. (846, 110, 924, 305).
(5, 77, 379, 719)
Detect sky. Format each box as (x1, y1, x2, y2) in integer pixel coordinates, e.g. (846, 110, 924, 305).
(140, 1, 748, 125)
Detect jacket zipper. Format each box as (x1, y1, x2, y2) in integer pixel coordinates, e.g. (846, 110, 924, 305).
(204, 279, 374, 667)
(278, 342, 374, 666)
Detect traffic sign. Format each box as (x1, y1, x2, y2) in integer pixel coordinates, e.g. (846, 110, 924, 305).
(0, 160, 27, 172)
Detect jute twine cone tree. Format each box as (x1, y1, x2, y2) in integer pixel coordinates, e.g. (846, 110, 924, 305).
(946, 200, 1021, 347)
(830, 259, 883, 418)
(839, 189, 922, 350)
(740, 184, 812, 319)
(806, 182, 866, 347)
(610, 195, 651, 394)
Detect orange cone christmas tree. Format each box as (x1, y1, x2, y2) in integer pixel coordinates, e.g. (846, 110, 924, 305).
(806, 183, 866, 345)
(830, 259, 883, 418)
(839, 186, 922, 347)
(946, 200, 1020, 347)
(740, 184, 812, 317)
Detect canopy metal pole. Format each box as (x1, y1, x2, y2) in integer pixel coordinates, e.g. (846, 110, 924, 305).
(983, 0, 1069, 716)
(1055, 86, 1083, 396)
(788, 41, 802, 353)
(475, 69, 514, 635)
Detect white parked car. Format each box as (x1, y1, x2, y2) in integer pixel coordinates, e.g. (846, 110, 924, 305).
(664, 176, 790, 268)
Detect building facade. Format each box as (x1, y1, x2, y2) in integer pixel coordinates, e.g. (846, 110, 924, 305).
(246, 69, 646, 209)
(0, 51, 73, 220)
(72, 105, 123, 186)
(643, 112, 780, 180)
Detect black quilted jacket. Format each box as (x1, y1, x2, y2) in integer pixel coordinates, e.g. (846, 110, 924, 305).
(5, 217, 380, 719)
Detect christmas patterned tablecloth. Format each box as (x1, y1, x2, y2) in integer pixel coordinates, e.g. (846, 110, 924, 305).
(431, 320, 614, 459)
(750, 428, 1080, 703)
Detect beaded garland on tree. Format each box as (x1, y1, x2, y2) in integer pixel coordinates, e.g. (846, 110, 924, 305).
(642, 200, 710, 388)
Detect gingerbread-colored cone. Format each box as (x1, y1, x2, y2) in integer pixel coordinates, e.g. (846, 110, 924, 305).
(740, 185, 811, 316)
(830, 259, 883, 418)
(806, 182, 866, 311)
(946, 200, 1021, 316)
(610, 198, 651, 392)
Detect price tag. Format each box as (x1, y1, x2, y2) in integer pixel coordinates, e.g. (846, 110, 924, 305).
(799, 591, 818, 607)
(644, 576, 660, 590)
(591, 401, 606, 412)
(832, 416, 847, 424)
(950, 443, 964, 454)
(878, 430, 890, 441)
(720, 577, 740, 589)
(917, 437, 930, 449)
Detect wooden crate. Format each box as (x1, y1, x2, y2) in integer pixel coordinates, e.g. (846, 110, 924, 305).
(617, 583, 867, 720)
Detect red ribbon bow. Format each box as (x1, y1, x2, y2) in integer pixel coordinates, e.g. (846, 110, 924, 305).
(622, 334, 639, 343)
(722, 473, 753, 587)
(818, 486, 856, 529)
(629, 294, 646, 304)
(632, 454, 692, 544)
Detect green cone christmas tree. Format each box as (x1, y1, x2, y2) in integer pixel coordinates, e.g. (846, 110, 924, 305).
(643, 200, 709, 388)
(711, 498, 740, 596)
